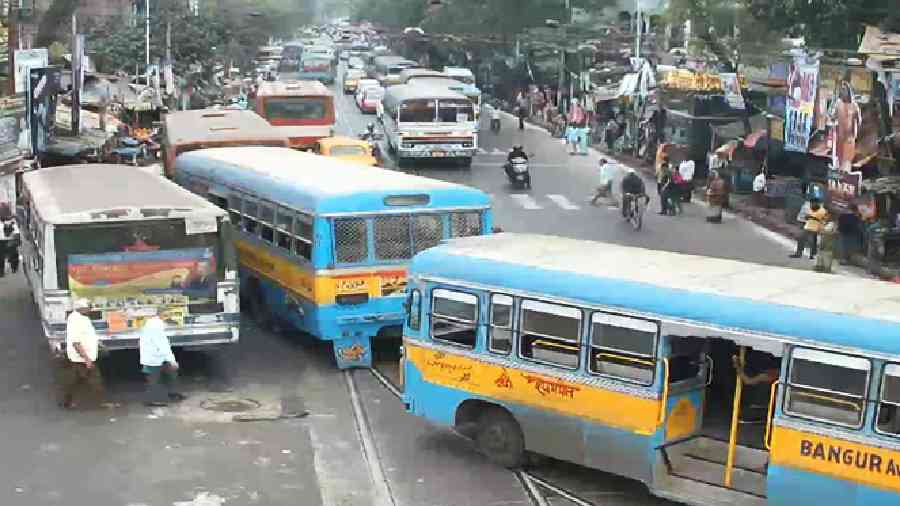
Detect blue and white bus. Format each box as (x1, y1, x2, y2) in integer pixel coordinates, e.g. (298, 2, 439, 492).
(401, 233, 900, 506)
(173, 146, 492, 368)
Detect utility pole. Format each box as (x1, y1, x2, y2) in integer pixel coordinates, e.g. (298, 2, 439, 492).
(145, 0, 151, 83)
(635, 0, 641, 59)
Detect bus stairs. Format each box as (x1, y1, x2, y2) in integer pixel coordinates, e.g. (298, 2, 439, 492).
(655, 436, 767, 506)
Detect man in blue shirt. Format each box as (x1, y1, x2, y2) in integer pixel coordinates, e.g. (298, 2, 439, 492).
(139, 316, 185, 406)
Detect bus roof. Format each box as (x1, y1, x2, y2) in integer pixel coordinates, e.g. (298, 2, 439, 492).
(174, 147, 490, 215)
(256, 80, 332, 98)
(411, 234, 900, 356)
(24, 164, 225, 225)
(163, 109, 289, 148)
(414, 78, 481, 96)
(399, 69, 447, 83)
(383, 84, 467, 107)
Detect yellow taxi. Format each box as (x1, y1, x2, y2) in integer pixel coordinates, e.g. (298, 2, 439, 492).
(314, 136, 378, 167)
(343, 69, 367, 94)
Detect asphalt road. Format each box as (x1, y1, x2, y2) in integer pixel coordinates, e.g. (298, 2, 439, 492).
(0, 68, 847, 506)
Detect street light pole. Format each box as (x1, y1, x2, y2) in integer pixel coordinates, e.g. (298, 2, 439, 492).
(635, 0, 641, 59)
(145, 0, 151, 70)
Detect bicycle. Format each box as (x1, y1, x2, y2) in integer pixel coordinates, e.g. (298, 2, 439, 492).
(622, 193, 649, 231)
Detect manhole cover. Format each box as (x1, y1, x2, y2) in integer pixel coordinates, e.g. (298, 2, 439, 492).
(200, 398, 262, 413)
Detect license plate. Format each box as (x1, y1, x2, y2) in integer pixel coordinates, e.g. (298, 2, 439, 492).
(432, 151, 446, 157)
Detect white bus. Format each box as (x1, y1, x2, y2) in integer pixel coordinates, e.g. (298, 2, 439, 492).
(379, 84, 477, 167)
(19, 164, 240, 356)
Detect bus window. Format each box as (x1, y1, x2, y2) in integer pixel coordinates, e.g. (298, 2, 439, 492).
(519, 300, 582, 369)
(786, 348, 870, 428)
(374, 215, 413, 260)
(242, 200, 259, 235)
(399, 100, 436, 123)
(334, 218, 368, 264)
(260, 204, 275, 244)
(227, 195, 241, 226)
(275, 208, 293, 251)
(293, 214, 313, 261)
(877, 364, 900, 436)
(438, 99, 474, 123)
(489, 294, 513, 355)
(589, 313, 658, 385)
(264, 98, 328, 122)
(413, 215, 443, 253)
(431, 288, 479, 348)
(450, 211, 481, 238)
(407, 289, 421, 331)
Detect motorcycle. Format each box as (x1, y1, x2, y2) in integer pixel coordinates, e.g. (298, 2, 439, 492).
(504, 157, 531, 189)
(359, 130, 384, 164)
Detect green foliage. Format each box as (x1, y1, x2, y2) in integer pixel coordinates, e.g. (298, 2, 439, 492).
(350, 0, 426, 29)
(48, 41, 68, 64)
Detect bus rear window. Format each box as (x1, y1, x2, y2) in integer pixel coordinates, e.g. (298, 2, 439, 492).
(264, 98, 328, 121)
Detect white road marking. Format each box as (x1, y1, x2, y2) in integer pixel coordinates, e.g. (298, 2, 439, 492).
(546, 194, 580, 210)
(510, 194, 543, 210)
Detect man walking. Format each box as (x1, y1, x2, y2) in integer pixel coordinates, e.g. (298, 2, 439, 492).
(790, 198, 827, 259)
(705, 170, 728, 223)
(516, 91, 529, 130)
(59, 298, 103, 409)
(139, 316, 184, 407)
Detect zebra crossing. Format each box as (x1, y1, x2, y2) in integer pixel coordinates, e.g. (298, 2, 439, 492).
(489, 193, 586, 211)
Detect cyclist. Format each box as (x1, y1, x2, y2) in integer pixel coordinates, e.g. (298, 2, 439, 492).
(620, 167, 647, 218)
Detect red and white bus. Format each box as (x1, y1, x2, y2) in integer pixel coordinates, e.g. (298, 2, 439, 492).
(255, 80, 336, 150)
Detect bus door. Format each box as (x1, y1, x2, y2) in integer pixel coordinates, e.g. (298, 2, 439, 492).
(655, 330, 778, 502)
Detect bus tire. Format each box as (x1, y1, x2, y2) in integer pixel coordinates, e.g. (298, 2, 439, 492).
(476, 408, 525, 469)
(458, 157, 472, 169)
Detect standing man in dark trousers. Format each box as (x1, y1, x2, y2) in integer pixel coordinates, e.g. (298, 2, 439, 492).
(59, 298, 103, 409)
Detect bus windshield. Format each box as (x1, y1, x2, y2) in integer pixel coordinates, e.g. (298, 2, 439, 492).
(264, 97, 329, 122)
(399, 99, 436, 123)
(54, 219, 224, 306)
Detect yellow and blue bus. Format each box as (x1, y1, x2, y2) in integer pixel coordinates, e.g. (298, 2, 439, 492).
(173, 146, 492, 368)
(401, 233, 900, 506)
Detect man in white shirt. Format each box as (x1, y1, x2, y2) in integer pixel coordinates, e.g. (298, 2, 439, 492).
(591, 158, 620, 206)
(677, 159, 696, 203)
(139, 316, 184, 406)
(60, 298, 103, 409)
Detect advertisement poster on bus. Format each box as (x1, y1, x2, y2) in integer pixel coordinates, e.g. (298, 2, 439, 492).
(784, 60, 819, 152)
(67, 247, 217, 312)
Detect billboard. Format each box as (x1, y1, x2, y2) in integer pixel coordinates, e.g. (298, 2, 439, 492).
(27, 66, 61, 155)
(14, 48, 48, 94)
(784, 60, 819, 152)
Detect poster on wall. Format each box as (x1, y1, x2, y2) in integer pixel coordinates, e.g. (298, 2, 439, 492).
(784, 61, 819, 152)
(720, 73, 744, 110)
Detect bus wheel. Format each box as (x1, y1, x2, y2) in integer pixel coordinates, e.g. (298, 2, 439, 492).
(476, 408, 525, 468)
(458, 157, 472, 169)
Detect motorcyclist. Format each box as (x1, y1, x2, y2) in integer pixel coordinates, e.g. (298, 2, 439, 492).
(620, 167, 647, 218)
(507, 144, 528, 162)
(360, 122, 376, 141)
